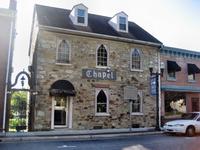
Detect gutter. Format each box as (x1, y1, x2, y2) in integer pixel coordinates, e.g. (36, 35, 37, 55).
(38, 25, 162, 48)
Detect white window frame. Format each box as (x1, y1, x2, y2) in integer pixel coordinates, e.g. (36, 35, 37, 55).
(131, 90, 143, 115)
(130, 48, 143, 72)
(167, 71, 176, 81)
(96, 44, 109, 68)
(117, 15, 128, 33)
(119, 16, 127, 31)
(188, 73, 196, 82)
(95, 88, 110, 116)
(56, 39, 71, 65)
(77, 8, 85, 24)
(69, 4, 88, 27)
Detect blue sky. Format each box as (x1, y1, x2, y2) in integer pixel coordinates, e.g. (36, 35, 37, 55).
(0, 0, 200, 82)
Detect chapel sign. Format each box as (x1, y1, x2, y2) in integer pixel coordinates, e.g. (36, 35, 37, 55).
(82, 68, 116, 80)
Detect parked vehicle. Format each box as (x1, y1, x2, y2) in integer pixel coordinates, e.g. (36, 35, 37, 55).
(163, 112, 200, 136)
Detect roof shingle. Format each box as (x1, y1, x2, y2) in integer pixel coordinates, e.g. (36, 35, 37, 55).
(35, 4, 162, 44)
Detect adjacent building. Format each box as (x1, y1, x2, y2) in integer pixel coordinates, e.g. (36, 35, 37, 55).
(29, 4, 162, 130)
(161, 46, 200, 123)
(0, 0, 16, 132)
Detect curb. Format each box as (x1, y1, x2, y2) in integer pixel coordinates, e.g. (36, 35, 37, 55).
(0, 131, 163, 143)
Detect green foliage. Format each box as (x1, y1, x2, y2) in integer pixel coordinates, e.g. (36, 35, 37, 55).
(10, 91, 27, 116)
(9, 91, 28, 130)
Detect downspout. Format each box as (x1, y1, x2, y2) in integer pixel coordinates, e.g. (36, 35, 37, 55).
(2, 13, 14, 133)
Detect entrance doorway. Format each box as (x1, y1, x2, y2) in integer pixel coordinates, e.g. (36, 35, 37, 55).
(49, 80, 76, 129)
(51, 97, 73, 129)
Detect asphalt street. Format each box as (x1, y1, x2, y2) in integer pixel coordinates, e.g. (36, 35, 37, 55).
(1, 134, 200, 150)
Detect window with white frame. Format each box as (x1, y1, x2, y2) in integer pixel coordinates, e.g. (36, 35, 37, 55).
(97, 45, 108, 67)
(77, 9, 85, 24)
(57, 40, 70, 63)
(119, 16, 126, 31)
(131, 91, 143, 114)
(131, 48, 141, 70)
(96, 89, 109, 114)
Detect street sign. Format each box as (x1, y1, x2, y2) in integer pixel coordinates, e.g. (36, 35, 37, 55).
(150, 75, 157, 95)
(124, 86, 138, 100)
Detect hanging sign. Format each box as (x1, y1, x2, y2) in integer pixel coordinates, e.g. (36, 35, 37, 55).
(150, 75, 157, 95)
(124, 86, 138, 100)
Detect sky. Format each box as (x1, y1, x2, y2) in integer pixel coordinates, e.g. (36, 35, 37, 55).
(0, 0, 200, 83)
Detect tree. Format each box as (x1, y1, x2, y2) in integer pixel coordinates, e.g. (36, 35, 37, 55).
(9, 91, 28, 131)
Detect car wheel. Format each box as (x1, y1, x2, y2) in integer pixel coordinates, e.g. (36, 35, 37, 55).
(186, 126, 195, 137)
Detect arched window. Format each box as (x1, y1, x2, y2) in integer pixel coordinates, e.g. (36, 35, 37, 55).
(97, 45, 108, 67)
(57, 40, 70, 63)
(96, 89, 108, 113)
(131, 49, 141, 70)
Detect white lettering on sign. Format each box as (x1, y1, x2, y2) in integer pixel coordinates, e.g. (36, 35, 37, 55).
(82, 69, 116, 80)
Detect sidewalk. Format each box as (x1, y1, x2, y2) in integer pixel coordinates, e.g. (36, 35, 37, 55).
(0, 127, 163, 142)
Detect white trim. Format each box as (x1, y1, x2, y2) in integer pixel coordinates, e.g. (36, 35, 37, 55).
(69, 4, 88, 27)
(56, 39, 71, 64)
(68, 97, 73, 128)
(95, 113, 110, 117)
(131, 112, 144, 116)
(51, 98, 54, 129)
(130, 69, 144, 72)
(130, 90, 143, 114)
(118, 15, 128, 33)
(95, 88, 109, 115)
(51, 97, 73, 129)
(130, 48, 143, 71)
(55, 63, 72, 66)
(96, 44, 109, 68)
(38, 25, 162, 47)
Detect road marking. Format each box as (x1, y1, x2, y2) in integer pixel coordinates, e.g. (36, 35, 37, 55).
(57, 145, 77, 149)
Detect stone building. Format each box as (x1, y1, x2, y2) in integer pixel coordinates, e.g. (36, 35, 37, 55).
(0, 0, 16, 132)
(161, 46, 200, 123)
(29, 4, 162, 130)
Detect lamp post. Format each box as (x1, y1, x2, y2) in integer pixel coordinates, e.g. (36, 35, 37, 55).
(149, 61, 165, 131)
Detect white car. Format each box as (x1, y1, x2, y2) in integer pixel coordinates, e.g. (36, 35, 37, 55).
(163, 112, 200, 136)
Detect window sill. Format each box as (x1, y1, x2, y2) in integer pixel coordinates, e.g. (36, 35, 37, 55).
(188, 80, 196, 83)
(95, 113, 110, 117)
(167, 77, 176, 81)
(131, 112, 143, 116)
(55, 63, 72, 66)
(130, 69, 143, 72)
(96, 66, 110, 69)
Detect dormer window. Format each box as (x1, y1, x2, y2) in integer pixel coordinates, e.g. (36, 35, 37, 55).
(77, 9, 85, 24)
(69, 4, 88, 26)
(119, 16, 126, 31)
(109, 11, 128, 33)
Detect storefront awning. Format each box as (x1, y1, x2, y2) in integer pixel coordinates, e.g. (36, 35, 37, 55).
(167, 60, 181, 72)
(188, 64, 200, 74)
(49, 80, 76, 96)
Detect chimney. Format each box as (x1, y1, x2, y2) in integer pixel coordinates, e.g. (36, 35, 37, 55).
(9, 0, 17, 11)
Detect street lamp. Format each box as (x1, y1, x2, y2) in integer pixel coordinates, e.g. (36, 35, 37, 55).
(20, 76, 25, 88)
(149, 61, 165, 131)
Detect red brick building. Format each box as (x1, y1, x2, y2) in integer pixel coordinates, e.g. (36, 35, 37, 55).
(0, 0, 16, 132)
(161, 46, 200, 123)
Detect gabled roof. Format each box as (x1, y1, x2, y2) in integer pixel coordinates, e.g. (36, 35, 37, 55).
(35, 4, 162, 44)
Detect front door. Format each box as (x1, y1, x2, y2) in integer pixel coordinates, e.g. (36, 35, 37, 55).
(52, 97, 68, 128)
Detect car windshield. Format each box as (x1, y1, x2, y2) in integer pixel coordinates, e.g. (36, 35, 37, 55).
(181, 113, 198, 120)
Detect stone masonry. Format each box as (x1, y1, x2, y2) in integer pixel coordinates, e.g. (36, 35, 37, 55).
(33, 30, 159, 130)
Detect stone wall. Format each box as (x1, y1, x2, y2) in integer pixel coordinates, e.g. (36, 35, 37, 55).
(33, 30, 159, 130)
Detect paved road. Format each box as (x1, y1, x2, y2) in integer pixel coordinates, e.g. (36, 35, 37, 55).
(1, 134, 200, 150)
